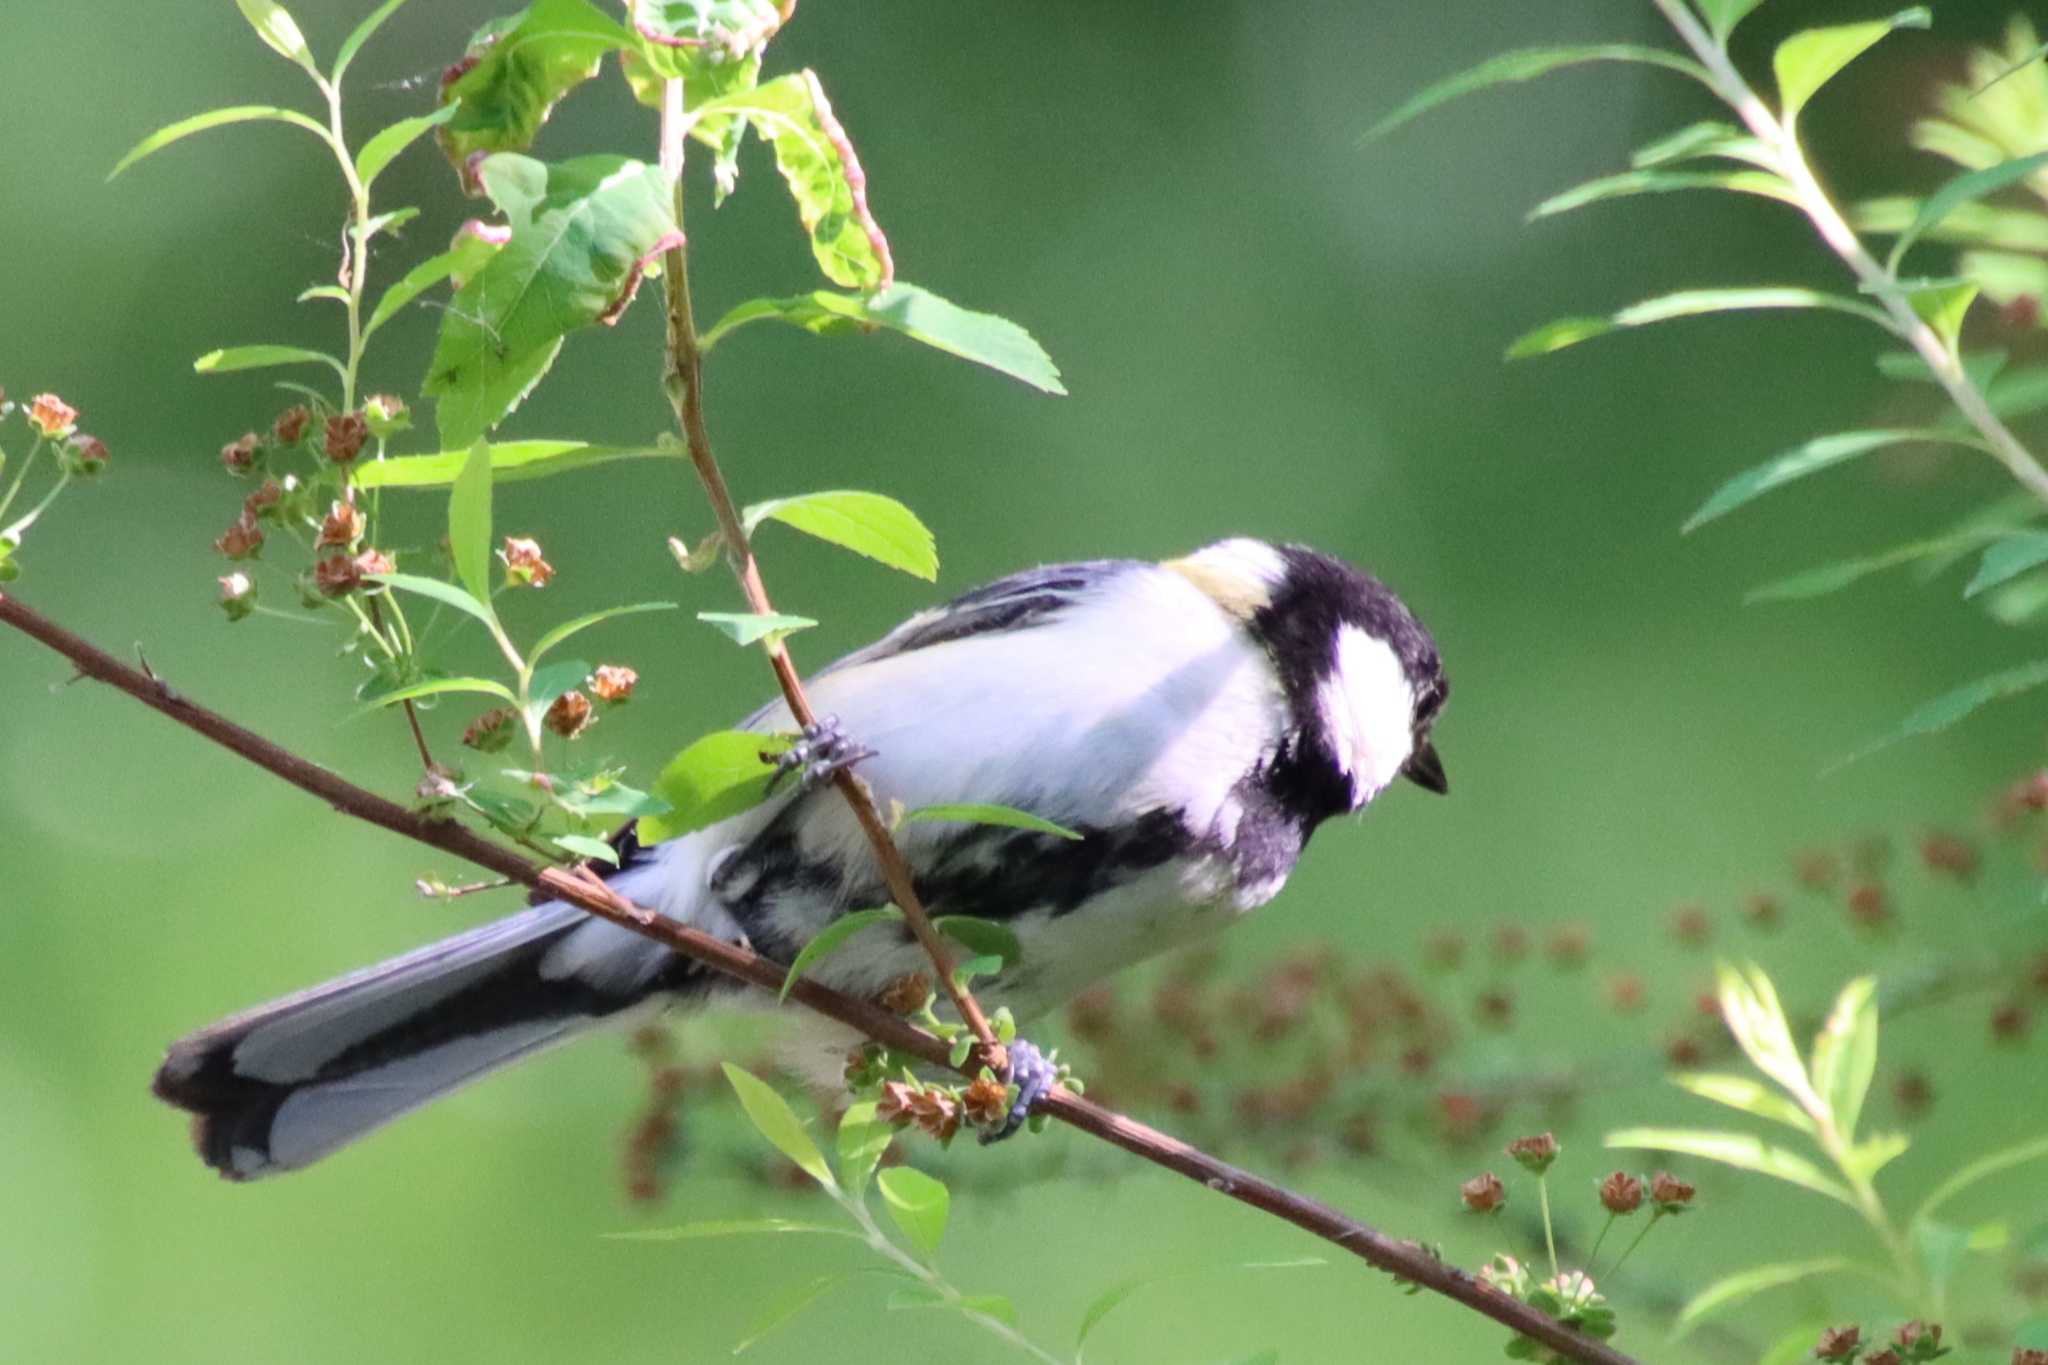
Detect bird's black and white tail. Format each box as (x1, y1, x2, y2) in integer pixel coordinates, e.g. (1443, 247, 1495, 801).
(153, 898, 696, 1180)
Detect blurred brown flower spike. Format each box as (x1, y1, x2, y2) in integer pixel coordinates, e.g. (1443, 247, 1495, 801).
(1598, 1171, 1643, 1215)
(1506, 1132, 1558, 1176)
(544, 690, 594, 740)
(1460, 1171, 1506, 1214)
(1815, 1325, 1861, 1362)
(1649, 1171, 1694, 1213)
(501, 536, 554, 588)
(323, 411, 368, 463)
(589, 664, 638, 704)
(26, 392, 77, 439)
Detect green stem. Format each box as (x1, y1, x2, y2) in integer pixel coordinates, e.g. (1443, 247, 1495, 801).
(1582, 1211, 1617, 1285)
(1538, 1175, 1559, 1282)
(1603, 1210, 1662, 1281)
(0, 434, 46, 529)
(1, 468, 70, 542)
(316, 75, 371, 414)
(839, 1196, 1061, 1365)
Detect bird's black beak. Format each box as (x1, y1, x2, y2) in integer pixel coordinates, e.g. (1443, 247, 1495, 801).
(1402, 741, 1448, 795)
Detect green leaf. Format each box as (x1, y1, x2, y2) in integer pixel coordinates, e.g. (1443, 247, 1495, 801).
(529, 601, 678, 665)
(697, 611, 817, 647)
(355, 104, 458, 188)
(368, 572, 500, 630)
(334, 0, 410, 82)
(1907, 280, 1979, 351)
(1362, 45, 1710, 142)
(297, 284, 351, 305)
(1509, 288, 1893, 359)
(1761, 1325, 1835, 1365)
(437, 0, 633, 166)
(1859, 659, 2048, 755)
(1967, 531, 2048, 597)
(109, 105, 330, 179)
(1671, 1258, 1856, 1339)
(835, 1100, 893, 1195)
(778, 906, 905, 1002)
(904, 802, 1084, 841)
(1605, 1127, 1857, 1208)
(1631, 121, 1772, 170)
(933, 916, 1024, 967)
(521, 657, 590, 734)
(700, 283, 1065, 395)
(1774, 10, 1931, 122)
(1715, 962, 1822, 1115)
(425, 154, 682, 449)
(351, 439, 677, 489)
(875, 1166, 949, 1258)
(1669, 1072, 1815, 1133)
(697, 71, 891, 289)
(1914, 1133, 2048, 1226)
(1841, 1132, 1908, 1184)
(1698, 0, 1770, 42)
(194, 344, 345, 379)
(1530, 168, 1797, 219)
(720, 1062, 836, 1189)
(1746, 534, 1987, 602)
(956, 1295, 1018, 1327)
(551, 833, 618, 865)
(1075, 1276, 1160, 1352)
(743, 490, 938, 581)
(235, 0, 319, 76)
(1808, 977, 1878, 1143)
(730, 1275, 845, 1356)
(354, 674, 517, 714)
(1876, 347, 2008, 391)
(602, 1218, 851, 1242)
(1886, 151, 2048, 274)
(1685, 430, 1956, 533)
(448, 442, 495, 606)
(364, 230, 503, 339)
(638, 729, 793, 844)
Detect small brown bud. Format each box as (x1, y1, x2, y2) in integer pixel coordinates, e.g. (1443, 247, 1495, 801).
(1892, 1321, 1939, 1353)
(1991, 1000, 2032, 1043)
(1669, 903, 1711, 947)
(317, 500, 366, 548)
(1491, 922, 1529, 965)
(1794, 848, 1841, 891)
(1919, 831, 1978, 881)
(1864, 1350, 1901, 1365)
(1815, 1325, 1861, 1362)
(1666, 1034, 1706, 1068)
(26, 392, 77, 439)
(2012, 1348, 2048, 1365)
(221, 432, 262, 475)
(323, 411, 368, 463)
(312, 552, 362, 597)
(874, 971, 929, 1015)
(2007, 294, 2042, 329)
(544, 689, 594, 739)
(1599, 1170, 1644, 1214)
(1892, 1070, 1933, 1118)
(876, 1080, 919, 1128)
(243, 478, 285, 520)
(1846, 881, 1891, 931)
(1459, 1171, 1506, 1213)
(1743, 891, 1782, 930)
(62, 433, 109, 475)
(1421, 928, 1465, 970)
(1606, 973, 1646, 1013)
(215, 514, 265, 560)
(589, 664, 638, 704)
(960, 1075, 1009, 1128)
(462, 707, 516, 753)
(1475, 988, 1513, 1030)
(1650, 1170, 1695, 1210)
(908, 1087, 960, 1143)
(272, 405, 311, 445)
(1545, 922, 1591, 967)
(501, 535, 554, 588)
(353, 547, 394, 580)
(217, 572, 255, 622)
(1505, 1132, 1558, 1175)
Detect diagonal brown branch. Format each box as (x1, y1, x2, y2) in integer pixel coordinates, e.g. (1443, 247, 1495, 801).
(652, 78, 1001, 1066)
(0, 588, 1637, 1365)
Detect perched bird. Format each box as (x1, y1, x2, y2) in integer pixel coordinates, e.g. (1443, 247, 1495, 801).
(154, 538, 1448, 1179)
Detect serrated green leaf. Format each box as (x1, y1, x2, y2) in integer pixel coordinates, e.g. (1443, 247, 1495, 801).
(933, 916, 1024, 968)
(354, 674, 517, 715)
(743, 490, 938, 581)
(235, 0, 319, 76)
(602, 1218, 852, 1242)
(1362, 45, 1710, 143)
(448, 442, 495, 606)
(369, 572, 498, 629)
(904, 803, 1084, 841)
(1606, 1127, 1856, 1207)
(1809, 977, 1878, 1143)
(352, 439, 677, 489)
(1670, 1072, 1815, 1133)
(875, 1166, 948, 1258)
(426, 154, 681, 448)
(528, 601, 677, 665)
(109, 105, 331, 180)
(835, 1100, 893, 1195)
(1671, 1258, 1856, 1339)
(1530, 168, 1796, 219)
(721, 1062, 835, 1189)
(1746, 534, 1988, 602)
(697, 71, 891, 289)
(1914, 1133, 2048, 1226)
(1698, 0, 1771, 42)
(1685, 430, 1955, 533)
(700, 283, 1065, 395)
(551, 833, 618, 865)
(731, 1275, 845, 1355)
(334, 0, 410, 83)
(1968, 531, 2048, 597)
(697, 611, 817, 647)
(1509, 288, 1892, 359)
(1886, 151, 2048, 274)
(437, 0, 633, 166)
(778, 906, 905, 1002)
(1775, 10, 1931, 122)
(639, 729, 793, 844)
(194, 344, 346, 379)
(356, 104, 458, 188)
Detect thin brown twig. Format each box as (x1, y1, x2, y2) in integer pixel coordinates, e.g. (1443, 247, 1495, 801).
(652, 79, 1001, 1066)
(0, 588, 1638, 1365)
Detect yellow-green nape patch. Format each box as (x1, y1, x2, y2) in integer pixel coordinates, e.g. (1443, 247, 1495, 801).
(1162, 539, 1282, 620)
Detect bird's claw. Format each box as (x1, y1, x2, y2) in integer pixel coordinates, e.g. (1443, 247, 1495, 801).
(769, 715, 877, 794)
(979, 1038, 1056, 1144)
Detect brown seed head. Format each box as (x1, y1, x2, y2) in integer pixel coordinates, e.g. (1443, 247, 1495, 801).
(1606, 973, 1646, 1013)
(1666, 1034, 1706, 1068)
(1505, 1131, 1558, 1176)
(215, 514, 265, 561)
(908, 1087, 960, 1143)
(63, 433, 109, 475)
(1919, 831, 1979, 881)
(221, 432, 263, 475)
(323, 412, 368, 463)
(874, 971, 929, 1015)
(312, 552, 362, 597)
(960, 1075, 1009, 1128)
(1650, 1170, 1695, 1209)
(462, 707, 516, 753)
(1991, 1000, 2032, 1043)
(1794, 847, 1841, 891)
(1815, 1325, 1861, 1362)
(1864, 1350, 1901, 1365)
(1743, 891, 1782, 930)
(1599, 1170, 1644, 1215)
(2012, 1348, 2048, 1365)
(1892, 1070, 1933, 1118)
(875, 1080, 919, 1128)
(26, 392, 77, 439)
(544, 690, 594, 740)
(1459, 1171, 1506, 1214)
(272, 405, 311, 445)
(243, 478, 285, 520)
(317, 500, 366, 548)
(1846, 881, 1891, 931)
(501, 535, 555, 588)
(590, 664, 638, 704)
(353, 548, 394, 580)
(1669, 903, 1712, 947)
(1893, 1321, 1939, 1352)
(1545, 922, 1591, 967)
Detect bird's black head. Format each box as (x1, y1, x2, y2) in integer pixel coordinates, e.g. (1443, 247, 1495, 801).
(1171, 539, 1447, 815)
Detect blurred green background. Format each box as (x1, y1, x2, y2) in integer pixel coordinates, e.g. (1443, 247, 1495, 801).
(3, 2, 2045, 1362)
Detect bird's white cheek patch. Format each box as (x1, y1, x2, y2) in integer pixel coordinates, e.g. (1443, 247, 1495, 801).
(1320, 624, 1415, 804)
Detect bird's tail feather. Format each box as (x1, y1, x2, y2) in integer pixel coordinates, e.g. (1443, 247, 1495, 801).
(153, 901, 671, 1180)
